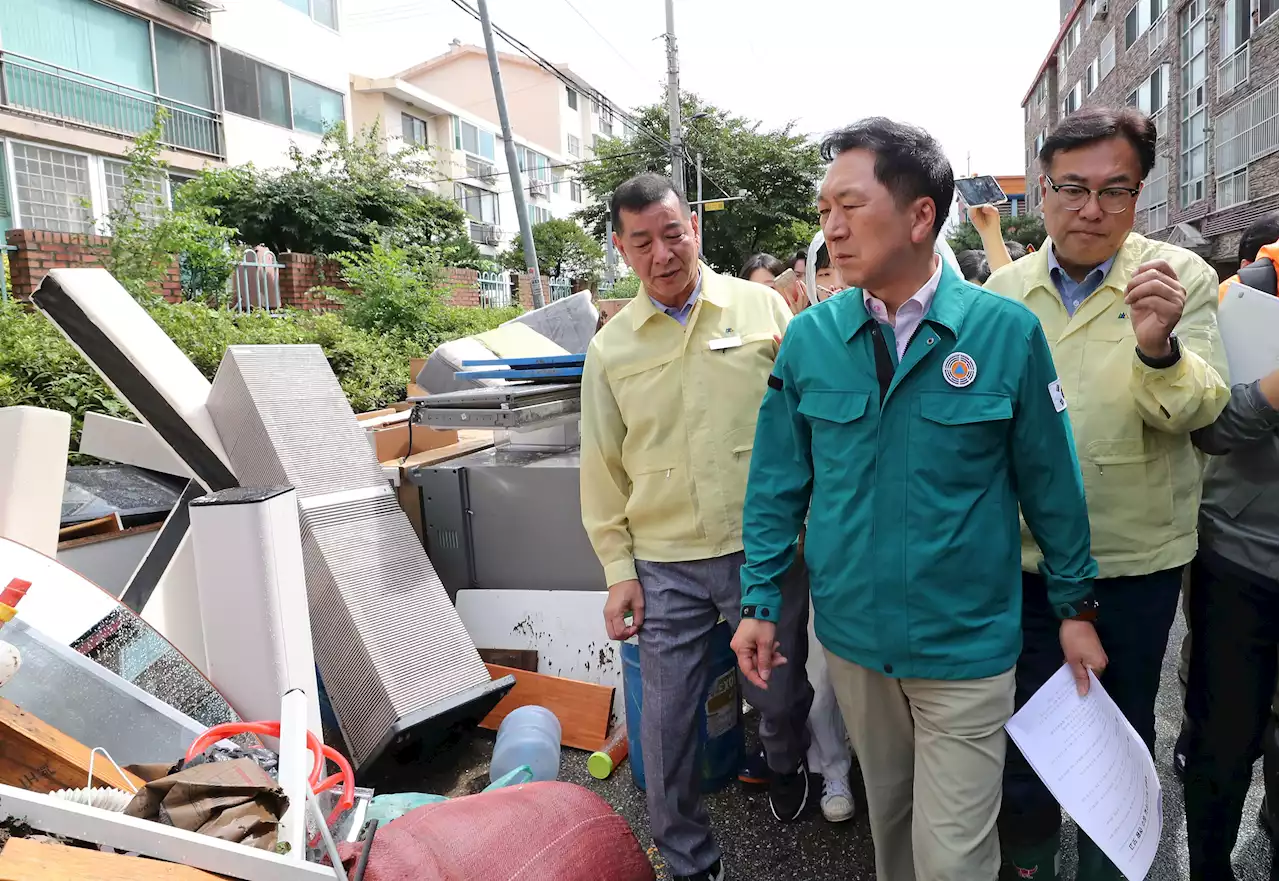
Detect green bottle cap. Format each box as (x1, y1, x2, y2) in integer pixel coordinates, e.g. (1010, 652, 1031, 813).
(587, 750, 614, 779)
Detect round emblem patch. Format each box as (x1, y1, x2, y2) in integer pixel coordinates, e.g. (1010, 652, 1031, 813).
(942, 352, 977, 388)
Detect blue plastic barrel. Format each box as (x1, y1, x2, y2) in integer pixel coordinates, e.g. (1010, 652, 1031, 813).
(621, 619, 743, 793)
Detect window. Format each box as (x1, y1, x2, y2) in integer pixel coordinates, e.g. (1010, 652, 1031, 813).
(1222, 0, 1251, 54)
(567, 134, 580, 157)
(1179, 1, 1209, 206)
(454, 118, 496, 161)
(1068, 19, 1083, 56)
(290, 78, 344, 135)
(466, 156, 494, 181)
(402, 113, 428, 147)
(10, 143, 93, 233)
(1262, 0, 1278, 22)
(1127, 65, 1170, 115)
(1126, 0, 1167, 47)
(1214, 81, 1279, 174)
(1087, 58, 1100, 94)
(1085, 0, 1096, 27)
(278, 0, 337, 30)
(154, 26, 216, 113)
(1034, 76, 1048, 116)
(1035, 128, 1047, 157)
(528, 205, 552, 226)
(1062, 81, 1082, 116)
(1217, 168, 1249, 207)
(454, 183, 497, 224)
(566, 87, 578, 110)
(570, 180, 583, 203)
(1135, 152, 1168, 232)
(1100, 31, 1117, 79)
(103, 158, 167, 224)
(220, 49, 290, 128)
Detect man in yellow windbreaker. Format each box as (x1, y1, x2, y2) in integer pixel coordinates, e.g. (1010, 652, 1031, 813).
(985, 106, 1229, 881)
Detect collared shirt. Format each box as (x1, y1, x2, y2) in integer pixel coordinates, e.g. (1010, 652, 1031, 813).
(580, 264, 792, 586)
(648, 272, 703, 326)
(1047, 245, 1116, 316)
(863, 256, 943, 359)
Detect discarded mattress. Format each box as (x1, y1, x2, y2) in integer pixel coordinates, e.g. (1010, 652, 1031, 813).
(206, 345, 505, 772)
(506, 290, 598, 354)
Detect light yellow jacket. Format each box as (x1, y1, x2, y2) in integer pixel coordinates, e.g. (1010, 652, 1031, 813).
(580, 264, 792, 586)
(985, 232, 1230, 578)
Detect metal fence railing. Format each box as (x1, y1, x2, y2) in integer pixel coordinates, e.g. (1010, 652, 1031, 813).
(478, 270, 513, 308)
(229, 247, 282, 312)
(0, 51, 223, 158)
(548, 274, 572, 302)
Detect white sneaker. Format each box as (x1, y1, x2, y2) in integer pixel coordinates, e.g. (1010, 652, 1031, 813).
(820, 775, 855, 823)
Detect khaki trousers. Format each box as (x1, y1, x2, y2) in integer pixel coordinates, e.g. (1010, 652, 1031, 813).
(826, 652, 1014, 881)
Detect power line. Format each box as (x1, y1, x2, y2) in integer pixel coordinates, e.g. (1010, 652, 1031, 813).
(555, 0, 648, 79)
(421, 148, 651, 187)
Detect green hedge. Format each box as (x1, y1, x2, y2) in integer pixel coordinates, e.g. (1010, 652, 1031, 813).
(0, 298, 521, 460)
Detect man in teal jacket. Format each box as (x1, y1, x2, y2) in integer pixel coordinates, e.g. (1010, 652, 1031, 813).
(732, 118, 1107, 881)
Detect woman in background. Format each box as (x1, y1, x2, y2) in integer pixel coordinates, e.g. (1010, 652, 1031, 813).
(739, 253, 787, 286)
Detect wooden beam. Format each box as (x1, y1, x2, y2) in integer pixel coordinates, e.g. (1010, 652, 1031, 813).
(479, 664, 613, 751)
(0, 696, 144, 794)
(0, 838, 226, 881)
(478, 649, 538, 672)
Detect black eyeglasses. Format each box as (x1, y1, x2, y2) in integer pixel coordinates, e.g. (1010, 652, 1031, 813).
(1044, 175, 1141, 214)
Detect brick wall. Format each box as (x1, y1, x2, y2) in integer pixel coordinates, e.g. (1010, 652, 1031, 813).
(276, 252, 343, 312)
(5, 229, 181, 301)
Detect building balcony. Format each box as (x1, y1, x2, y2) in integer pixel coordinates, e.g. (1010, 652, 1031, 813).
(0, 51, 223, 158)
(1218, 44, 1249, 97)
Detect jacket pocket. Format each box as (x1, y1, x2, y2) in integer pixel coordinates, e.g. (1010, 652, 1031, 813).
(918, 391, 1013, 426)
(1081, 438, 1174, 558)
(797, 390, 872, 477)
(797, 390, 870, 425)
(916, 391, 1013, 469)
(623, 453, 699, 544)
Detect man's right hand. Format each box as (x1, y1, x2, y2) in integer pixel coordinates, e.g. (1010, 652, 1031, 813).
(604, 579, 644, 640)
(1060, 619, 1108, 697)
(967, 203, 1002, 236)
(732, 619, 786, 689)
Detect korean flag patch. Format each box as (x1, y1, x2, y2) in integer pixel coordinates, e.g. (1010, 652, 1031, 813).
(1048, 379, 1068, 413)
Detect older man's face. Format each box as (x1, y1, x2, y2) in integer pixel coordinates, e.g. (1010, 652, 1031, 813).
(613, 193, 701, 305)
(1041, 136, 1142, 272)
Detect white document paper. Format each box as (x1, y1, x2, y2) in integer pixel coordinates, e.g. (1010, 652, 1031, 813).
(1005, 664, 1161, 881)
(1218, 281, 1279, 385)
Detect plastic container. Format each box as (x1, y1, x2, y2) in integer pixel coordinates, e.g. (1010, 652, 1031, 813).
(587, 726, 628, 780)
(621, 619, 743, 793)
(490, 705, 562, 784)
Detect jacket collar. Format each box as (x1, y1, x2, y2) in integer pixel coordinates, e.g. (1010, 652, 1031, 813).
(833, 255, 971, 343)
(630, 262, 723, 330)
(1016, 231, 1152, 303)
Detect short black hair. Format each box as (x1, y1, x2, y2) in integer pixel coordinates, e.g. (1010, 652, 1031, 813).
(610, 172, 688, 232)
(1003, 240, 1029, 261)
(820, 117, 954, 237)
(1039, 106, 1157, 179)
(1239, 211, 1279, 265)
(814, 242, 831, 272)
(739, 252, 786, 281)
(956, 249, 991, 284)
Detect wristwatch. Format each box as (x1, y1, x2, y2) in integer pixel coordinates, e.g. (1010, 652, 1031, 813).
(1057, 594, 1100, 623)
(740, 604, 775, 621)
(1135, 332, 1181, 369)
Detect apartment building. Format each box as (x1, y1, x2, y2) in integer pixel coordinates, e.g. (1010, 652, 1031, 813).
(0, 0, 350, 237)
(1022, 0, 1278, 274)
(355, 42, 623, 256)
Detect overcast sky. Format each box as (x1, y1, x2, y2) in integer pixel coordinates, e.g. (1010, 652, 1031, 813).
(347, 0, 1061, 180)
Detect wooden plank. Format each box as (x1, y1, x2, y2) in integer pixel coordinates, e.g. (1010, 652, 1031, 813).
(479, 663, 613, 751)
(0, 838, 226, 881)
(396, 432, 494, 471)
(478, 648, 539, 672)
(0, 696, 144, 794)
(57, 513, 123, 543)
(57, 520, 161, 553)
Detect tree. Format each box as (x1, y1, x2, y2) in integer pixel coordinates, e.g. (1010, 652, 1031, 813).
(576, 94, 823, 274)
(947, 213, 1047, 254)
(501, 219, 604, 280)
(180, 122, 472, 260)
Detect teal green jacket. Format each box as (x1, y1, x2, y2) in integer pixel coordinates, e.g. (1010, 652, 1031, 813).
(740, 260, 1097, 681)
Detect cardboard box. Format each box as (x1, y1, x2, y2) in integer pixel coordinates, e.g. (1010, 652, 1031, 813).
(368, 421, 458, 463)
(410, 357, 428, 384)
(407, 382, 428, 399)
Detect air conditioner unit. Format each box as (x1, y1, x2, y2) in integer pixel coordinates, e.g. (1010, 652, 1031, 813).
(1097, 0, 1108, 17)
(529, 179, 550, 198)
(483, 224, 502, 246)
(478, 165, 497, 185)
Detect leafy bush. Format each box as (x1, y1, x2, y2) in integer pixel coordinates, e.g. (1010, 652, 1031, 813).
(947, 213, 1047, 254)
(599, 274, 640, 299)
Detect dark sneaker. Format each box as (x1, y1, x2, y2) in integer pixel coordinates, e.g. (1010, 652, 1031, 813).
(768, 759, 810, 822)
(675, 858, 724, 881)
(1173, 727, 1189, 781)
(737, 745, 770, 789)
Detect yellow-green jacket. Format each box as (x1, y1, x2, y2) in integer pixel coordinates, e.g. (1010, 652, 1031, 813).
(985, 232, 1230, 578)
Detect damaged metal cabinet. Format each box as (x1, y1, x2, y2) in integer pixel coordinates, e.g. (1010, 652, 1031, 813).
(410, 448, 604, 599)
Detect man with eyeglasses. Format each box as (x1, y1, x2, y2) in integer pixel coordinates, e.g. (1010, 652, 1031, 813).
(985, 106, 1229, 880)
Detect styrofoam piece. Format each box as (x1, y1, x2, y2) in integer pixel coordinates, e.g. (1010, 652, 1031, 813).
(206, 345, 495, 771)
(139, 532, 209, 675)
(188, 487, 322, 738)
(30, 268, 236, 492)
(0, 406, 71, 557)
(0, 784, 334, 880)
(79, 411, 194, 478)
(455, 589, 623, 724)
(505, 290, 599, 354)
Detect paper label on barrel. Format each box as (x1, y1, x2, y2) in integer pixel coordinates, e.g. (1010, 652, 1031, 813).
(705, 668, 738, 739)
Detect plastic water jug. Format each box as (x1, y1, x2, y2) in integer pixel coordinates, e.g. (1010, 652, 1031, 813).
(490, 705, 562, 784)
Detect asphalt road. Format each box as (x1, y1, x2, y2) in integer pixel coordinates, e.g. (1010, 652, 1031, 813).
(411, 607, 1273, 880)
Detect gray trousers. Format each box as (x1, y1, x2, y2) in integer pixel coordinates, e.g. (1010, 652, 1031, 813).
(635, 552, 812, 877)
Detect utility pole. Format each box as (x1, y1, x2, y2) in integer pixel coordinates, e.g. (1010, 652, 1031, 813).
(604, 217, 616, 288)
(695, 152, 703, 257)
(477, 0, 544, 308)
(663, 0, 685, 193)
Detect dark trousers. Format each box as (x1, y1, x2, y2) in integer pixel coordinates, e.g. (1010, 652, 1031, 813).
(1001, 567, 1183, 878)
(1184, 551, 1279, 881)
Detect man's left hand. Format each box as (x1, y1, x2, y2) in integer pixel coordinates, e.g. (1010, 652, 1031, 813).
(1125, 259, 1186, 359)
